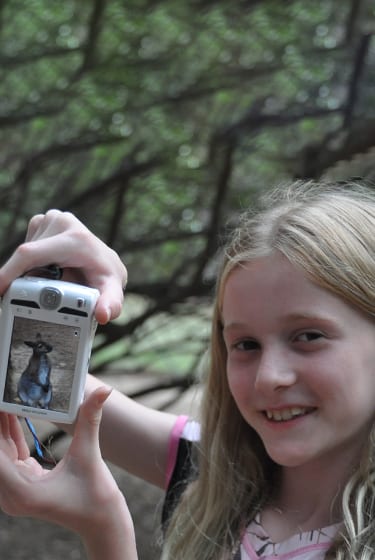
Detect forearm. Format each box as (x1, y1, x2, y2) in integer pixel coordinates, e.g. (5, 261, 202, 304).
(82, 374, 177, 488)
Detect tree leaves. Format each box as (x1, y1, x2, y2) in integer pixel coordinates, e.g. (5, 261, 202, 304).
(1, 0, 374, 380)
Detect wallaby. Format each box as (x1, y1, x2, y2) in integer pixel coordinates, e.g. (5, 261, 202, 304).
(17, 333, 53, 408)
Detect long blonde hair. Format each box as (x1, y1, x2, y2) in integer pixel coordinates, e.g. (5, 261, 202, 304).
(162, 180, 375, 559)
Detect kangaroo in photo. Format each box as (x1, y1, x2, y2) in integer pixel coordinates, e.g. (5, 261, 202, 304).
(17, 333, 53, 409)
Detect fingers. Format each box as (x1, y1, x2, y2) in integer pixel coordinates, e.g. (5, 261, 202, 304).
(0, 389, 127, 536)
(25, 210, 83, 243)
(0, 414, 30, 463)
(0, 450, 44, 517)
(95, 299, 117, 325)
(0, 449, 26, 515)
(8, 415, 30, 461)
(0, 240, 59, 292)
(0, 415, 42, 517)
(91, 276, 125, 324)
(0, 212, 83, 291)
(0, 414, 10, 439)
(68, 386, 112, 461)
(24, 213, 45, 242)
(0, 210, 127, 324)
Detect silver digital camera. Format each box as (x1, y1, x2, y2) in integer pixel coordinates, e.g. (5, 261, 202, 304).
(0, 277, 99, 423)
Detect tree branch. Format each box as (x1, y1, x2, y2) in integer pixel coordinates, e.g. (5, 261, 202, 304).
(75, 0, 107, 76)
(343, 33, 372, 128)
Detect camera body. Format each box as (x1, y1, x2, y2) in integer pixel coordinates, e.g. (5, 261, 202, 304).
(0, 277, 99, 423)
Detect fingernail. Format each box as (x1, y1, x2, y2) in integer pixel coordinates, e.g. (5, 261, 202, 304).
(95, 387, 112, 408)
(105, 307, 112, 322)
(99, 306, 111, 324)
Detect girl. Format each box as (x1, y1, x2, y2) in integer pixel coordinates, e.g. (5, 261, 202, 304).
(0, 181, 374, 559)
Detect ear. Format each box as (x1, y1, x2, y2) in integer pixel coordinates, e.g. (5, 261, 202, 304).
(24, 341, 35, 348)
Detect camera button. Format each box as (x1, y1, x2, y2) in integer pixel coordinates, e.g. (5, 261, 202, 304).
(40, 287, 62, 310)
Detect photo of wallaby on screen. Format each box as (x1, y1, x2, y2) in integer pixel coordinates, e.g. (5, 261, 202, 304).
(17, 332, 53, 409)
(4, 317, 81, 414)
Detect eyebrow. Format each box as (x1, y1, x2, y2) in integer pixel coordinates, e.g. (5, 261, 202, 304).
(222, 313, 337, 331)
(283, 313, 336, 325)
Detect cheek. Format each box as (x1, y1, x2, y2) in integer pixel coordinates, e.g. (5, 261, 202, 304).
(227, 363, 252, 407)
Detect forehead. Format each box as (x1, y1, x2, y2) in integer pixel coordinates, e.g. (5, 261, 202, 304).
(223, 254, 314, 302)
(221, 254, 372, 329)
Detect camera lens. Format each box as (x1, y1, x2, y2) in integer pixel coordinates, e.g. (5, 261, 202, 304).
(40, 287, 62, 310)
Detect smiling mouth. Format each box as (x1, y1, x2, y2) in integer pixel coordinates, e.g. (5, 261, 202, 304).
(264, 407, 316, 422)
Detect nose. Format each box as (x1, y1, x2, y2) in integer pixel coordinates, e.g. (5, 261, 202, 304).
(254, 346, 297, 393)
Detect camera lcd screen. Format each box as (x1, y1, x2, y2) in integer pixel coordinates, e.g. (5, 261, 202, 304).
(3, 316, 81, 414)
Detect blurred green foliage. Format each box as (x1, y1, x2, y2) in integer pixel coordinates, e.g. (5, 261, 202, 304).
(1, 0, 374, 384)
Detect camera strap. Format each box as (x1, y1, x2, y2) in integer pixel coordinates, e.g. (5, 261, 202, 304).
(24, 264, 63, 280)
(24, 418, 56, 467)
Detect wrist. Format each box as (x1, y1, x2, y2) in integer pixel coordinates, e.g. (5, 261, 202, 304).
(81, 491, 138, 560)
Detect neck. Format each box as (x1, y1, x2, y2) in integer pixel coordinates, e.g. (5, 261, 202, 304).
(262, 450, 360, 541)
(276, 435, 366, 524)
(275, 464, 343, 527)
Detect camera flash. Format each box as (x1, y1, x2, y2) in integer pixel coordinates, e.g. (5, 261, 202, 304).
(76, 298, 85, 308)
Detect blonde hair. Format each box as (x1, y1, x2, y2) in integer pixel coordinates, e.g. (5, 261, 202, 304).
(162, 180, 375, 559)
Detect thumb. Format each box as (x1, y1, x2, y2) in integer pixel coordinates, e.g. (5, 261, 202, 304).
(68, 386, 112, 460)
(94, 284, 124, 325)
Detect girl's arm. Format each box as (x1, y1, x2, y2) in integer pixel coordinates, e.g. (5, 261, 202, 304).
(0, 388, 139, 560)
(85, 374, 177, 488)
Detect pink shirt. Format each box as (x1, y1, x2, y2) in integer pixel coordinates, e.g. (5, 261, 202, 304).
(241, 514, 339, 559)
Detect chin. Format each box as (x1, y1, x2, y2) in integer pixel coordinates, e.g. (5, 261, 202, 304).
(265, 447, 313, 468)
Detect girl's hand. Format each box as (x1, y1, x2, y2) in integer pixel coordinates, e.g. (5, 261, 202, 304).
(0, 388, 138, 560)
(0, 210, 127, 324)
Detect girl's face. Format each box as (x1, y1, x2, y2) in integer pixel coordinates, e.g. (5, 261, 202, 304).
(222, 252, 375, 470)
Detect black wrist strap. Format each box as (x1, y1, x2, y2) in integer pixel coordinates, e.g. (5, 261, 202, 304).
(24, 264, 63, 280)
